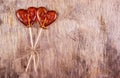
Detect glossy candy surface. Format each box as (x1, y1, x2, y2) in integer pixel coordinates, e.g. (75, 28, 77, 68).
(37, 7, 57, 29)
(16, 7, 57, 28)
(16, 7, 37, 27)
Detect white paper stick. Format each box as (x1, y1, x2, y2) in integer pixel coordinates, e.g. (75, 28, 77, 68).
(33, 54, 37, 72)
(33, 28, 42, 49)
(25, 55, 33, 72)
(29, 28, 34, 48)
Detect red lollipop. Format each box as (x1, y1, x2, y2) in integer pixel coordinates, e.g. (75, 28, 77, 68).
(16, 7, 37, 50)
(16, 7, 37, 27)
(36, 7, 58, 29)
(16, 7, 38, 72)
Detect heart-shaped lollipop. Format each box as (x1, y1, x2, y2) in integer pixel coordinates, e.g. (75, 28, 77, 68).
(36, 7, 57, 29)
(16, 7, 37, 27)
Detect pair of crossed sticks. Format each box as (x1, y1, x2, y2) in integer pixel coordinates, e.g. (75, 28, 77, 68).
(13, 27, 42, 72)
(26, 27, 42, 72)
(25, 15, 47, 72)
(25, 17, 48, 72)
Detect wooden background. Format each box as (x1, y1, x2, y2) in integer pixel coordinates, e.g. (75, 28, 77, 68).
(0, 0, 120, 78)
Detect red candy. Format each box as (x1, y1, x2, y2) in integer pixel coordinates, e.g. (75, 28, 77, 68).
(16, 7, 58, 28)
(16, 7, 37, 27)
(37, 7, 57, 29)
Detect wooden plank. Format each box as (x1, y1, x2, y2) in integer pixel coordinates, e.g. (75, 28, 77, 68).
(0, 0, 119, 78)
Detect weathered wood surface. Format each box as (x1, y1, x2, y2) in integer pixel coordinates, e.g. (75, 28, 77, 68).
(0, 0, 120, 78)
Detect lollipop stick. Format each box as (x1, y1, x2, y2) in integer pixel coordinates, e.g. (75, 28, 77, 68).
(29, 27, 34, 48)
(33, 28, 42, 49)
(33, 54, 37, 72)
(25, 54, 33, 72)
(27, 14, 33, 48)
(33, 18, 46, 49)
(26, 27, 33, 72)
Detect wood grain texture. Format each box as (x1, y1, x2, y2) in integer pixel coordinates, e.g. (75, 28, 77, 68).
(0, 0, 120, 78)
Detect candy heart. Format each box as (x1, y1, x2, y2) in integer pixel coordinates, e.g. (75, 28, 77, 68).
(16, 7, 37, 27)
(37, 7, 58, 29)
